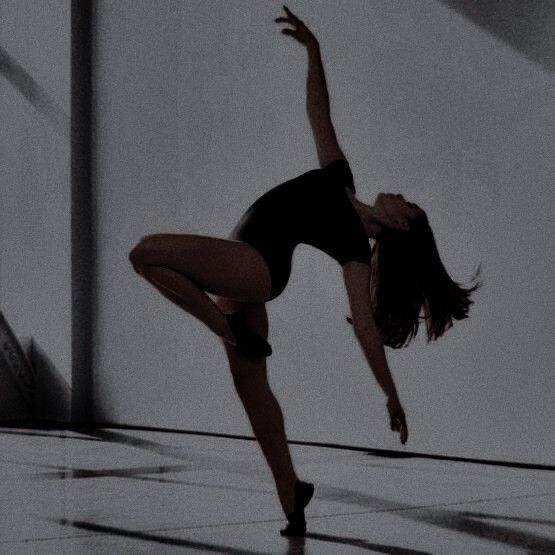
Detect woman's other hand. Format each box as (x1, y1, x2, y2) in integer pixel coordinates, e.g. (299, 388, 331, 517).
(275, 5, 318, 48)
(387, 396, 408, 444)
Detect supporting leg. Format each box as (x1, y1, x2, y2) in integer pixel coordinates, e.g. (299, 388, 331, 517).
(217, 298, 299, 516)
(229, 347, 298, 516)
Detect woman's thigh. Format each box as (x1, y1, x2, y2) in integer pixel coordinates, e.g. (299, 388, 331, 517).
(131, 233, 272, 303)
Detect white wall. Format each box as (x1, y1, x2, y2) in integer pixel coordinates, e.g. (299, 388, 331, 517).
(93, 0, 554, 464)
(0, 0, 71, 420)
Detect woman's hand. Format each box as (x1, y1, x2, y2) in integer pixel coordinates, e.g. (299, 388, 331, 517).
(275, 5, 318, 48)
(387, 396, 408, 444)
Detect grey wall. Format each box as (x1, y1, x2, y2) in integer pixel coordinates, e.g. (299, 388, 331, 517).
(93, 1, 554, 464)
(0, 0, 71, 420)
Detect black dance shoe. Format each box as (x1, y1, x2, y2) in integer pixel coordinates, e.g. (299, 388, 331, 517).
(279, 480, 315, 537)
(225, 310, 272, 359)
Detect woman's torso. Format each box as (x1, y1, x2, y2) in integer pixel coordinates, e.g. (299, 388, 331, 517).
(229, 159, 371, 300)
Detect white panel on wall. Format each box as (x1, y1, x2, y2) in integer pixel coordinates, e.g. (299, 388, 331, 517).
(0, 0, 71, 417)
(94, 0, 554, 464)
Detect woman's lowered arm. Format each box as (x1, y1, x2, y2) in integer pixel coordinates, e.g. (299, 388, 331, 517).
(343, 261, 409, 444)
(275, 6, 345, 167)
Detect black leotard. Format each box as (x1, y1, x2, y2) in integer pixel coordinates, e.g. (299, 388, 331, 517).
(229, 159, 372, 300)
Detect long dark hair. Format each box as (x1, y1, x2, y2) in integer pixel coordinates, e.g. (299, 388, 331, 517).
(348, 212, 482, 348)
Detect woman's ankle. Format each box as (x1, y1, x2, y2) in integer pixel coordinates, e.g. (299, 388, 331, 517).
(276, 475, 298, 515)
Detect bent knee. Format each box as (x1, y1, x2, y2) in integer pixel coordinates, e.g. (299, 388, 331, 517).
(129, 241, 148, 272)
(129, 234, 163, 267)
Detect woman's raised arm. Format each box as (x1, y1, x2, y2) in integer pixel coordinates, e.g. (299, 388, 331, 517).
(275, 6, 345, 167)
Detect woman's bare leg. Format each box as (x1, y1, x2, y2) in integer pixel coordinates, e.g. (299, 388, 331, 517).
(129, 234, 297, 513)
(129, 233, 272, 342)
(216, 296, 298, 516)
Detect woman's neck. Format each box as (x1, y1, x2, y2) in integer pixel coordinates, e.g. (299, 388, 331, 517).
(349, 194, 383, 239)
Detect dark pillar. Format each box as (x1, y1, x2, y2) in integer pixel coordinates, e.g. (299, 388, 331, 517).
(71, 0, 95, 422)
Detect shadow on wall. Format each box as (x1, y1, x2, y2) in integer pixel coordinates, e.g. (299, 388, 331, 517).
(30, 338, 71, 421)
(0, 45, 69, 137)
(0, 359, 32, 420)
(0, 313, 35, 419)
(439, 0, 555, 72)
(0, 312, 70, 421)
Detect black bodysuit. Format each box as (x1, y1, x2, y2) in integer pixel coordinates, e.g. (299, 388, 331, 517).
(229, 159, 372, 301)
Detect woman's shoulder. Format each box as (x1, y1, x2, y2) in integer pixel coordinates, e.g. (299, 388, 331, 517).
(322, 158, 355, 193)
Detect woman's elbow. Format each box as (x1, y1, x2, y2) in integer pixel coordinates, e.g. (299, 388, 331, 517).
(353, 317, 381, 343)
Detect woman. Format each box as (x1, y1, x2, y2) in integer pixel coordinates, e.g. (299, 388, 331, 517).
(129, 6, 480, 537)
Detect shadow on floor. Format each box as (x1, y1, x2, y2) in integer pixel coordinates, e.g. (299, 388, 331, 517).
(35, 463, 192, 480)
(460, 511, 555, 527)
(56, 519, 263, 555)
(57, 518, 430, 555)
(0, 429, 101, 441)
(302, 532, 431, 554)
(312, 484, 555, 553)
(48, 427, 555, 554)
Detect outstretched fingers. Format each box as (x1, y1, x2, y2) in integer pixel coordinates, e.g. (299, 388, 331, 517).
(275, 5, 317, 46)
(275, 5, 301, 27)
(282, 5, 300, 22)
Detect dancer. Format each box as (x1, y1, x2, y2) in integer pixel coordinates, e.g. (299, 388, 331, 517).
(129, 6, 480, 537)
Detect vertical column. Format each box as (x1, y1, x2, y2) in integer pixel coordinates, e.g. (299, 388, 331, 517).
(71, 0, 95, 422)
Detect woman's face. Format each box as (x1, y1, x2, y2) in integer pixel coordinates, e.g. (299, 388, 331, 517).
(375, 193, 423, 231)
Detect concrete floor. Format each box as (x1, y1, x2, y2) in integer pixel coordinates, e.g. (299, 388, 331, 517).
(0, 424, 553, 554)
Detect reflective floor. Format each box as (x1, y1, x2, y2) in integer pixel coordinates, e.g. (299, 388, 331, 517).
(0, 424, 553, 554)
